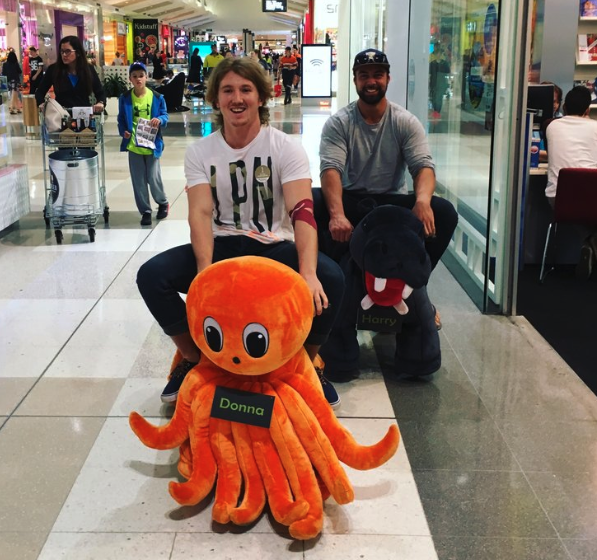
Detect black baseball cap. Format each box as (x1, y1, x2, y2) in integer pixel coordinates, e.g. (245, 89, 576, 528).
(352, 49, 390, 72)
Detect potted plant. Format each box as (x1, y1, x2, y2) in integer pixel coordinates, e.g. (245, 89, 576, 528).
(103, 74, 129, 98)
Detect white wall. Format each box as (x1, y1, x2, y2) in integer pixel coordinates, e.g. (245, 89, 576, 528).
(540, 0, 578, 95)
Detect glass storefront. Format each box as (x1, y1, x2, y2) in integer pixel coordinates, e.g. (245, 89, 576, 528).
(339, 0, 529, 313)
(345, 0, 386, 104)
(407, 0, 528, 312)
(408, 0, 501, 310)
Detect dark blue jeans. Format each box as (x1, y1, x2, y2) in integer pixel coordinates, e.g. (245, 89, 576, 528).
(137, 236, 345, 346)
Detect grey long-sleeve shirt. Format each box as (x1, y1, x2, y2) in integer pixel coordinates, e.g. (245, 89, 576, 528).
(319, 101, 435, 194)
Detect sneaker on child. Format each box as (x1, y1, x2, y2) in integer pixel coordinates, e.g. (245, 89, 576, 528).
(140, 212, 152, 226)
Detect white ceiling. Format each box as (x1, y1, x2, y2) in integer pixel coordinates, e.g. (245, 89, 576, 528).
(101, 0, 308, 33)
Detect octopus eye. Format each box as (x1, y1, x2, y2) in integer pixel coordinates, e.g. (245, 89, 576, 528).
(203, 317, 223, 352)
(242, 323, 269, 358)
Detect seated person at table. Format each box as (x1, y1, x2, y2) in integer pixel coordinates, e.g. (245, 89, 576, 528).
(545, 85, 597, 277)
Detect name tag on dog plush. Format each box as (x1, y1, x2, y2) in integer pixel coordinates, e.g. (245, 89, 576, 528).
(211, 386, 275, 428)
(356, 305, 404, 333)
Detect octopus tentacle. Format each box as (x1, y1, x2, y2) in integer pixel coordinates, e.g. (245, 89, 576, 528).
(129, 402, 191, 451)
(285, 375, 400, 470)
(129, 362, 226, 450)
(177, 439, 193, 480)
(210, 418, 242, 524)
(272, 380, 354, 505)
(263, 382, 325, 540)
(228, 421, 267, 526)
(246, 383, 309, 527)
(169, 382, 218, 506)
(175, 368, 234, 478)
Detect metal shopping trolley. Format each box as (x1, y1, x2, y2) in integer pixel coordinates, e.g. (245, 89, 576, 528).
(41, 111, 109, 244)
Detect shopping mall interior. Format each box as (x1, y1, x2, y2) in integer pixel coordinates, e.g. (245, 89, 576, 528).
(0, 1, 596, 559)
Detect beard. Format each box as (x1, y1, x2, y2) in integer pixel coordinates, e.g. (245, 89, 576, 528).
(357, 84, 387, 105)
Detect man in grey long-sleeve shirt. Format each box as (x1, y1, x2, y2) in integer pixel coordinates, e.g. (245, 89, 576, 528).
(317, 49, 457, 270)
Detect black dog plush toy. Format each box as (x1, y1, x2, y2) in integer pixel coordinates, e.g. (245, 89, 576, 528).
(319, 204, 441, 380)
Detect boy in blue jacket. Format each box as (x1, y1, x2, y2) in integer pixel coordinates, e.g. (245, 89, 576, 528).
(118, 62, 169, 226)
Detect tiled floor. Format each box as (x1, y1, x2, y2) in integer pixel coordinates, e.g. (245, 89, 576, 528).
(1, 95, 596, 560)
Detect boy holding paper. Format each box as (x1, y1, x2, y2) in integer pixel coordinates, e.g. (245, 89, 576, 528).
(118, 61, 170, 226)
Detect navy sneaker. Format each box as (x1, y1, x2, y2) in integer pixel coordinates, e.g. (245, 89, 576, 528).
(314, 365, 340, 409)
(161, 358, 198, 404)
(140, 212, 152, 226)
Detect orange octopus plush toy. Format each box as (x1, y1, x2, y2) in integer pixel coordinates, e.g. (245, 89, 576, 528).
(129, 256, 399, 540)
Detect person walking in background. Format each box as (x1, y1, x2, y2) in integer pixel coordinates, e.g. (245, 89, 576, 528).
(150, 46, 166, 82)
(263, 51, 273, 73)
(250, 49, 270, 73)
(271, 52, 280, 76)
(112, 51, 124, 66)
(279, 46, 297, 105)
(2, 51, 22, 114)
(117, 61, 170, 227)
(35, 35, 105, 113)
(187, 48, 203, 83)
(28, 46, 44, 95)
(203, 43, 224, 80)
(292, 45, 302, 90)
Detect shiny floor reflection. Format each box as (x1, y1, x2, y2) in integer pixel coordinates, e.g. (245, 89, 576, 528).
(0, 94, 595, 560)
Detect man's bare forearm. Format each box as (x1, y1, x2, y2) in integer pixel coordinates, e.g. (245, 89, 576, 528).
(320, 168, 346, 218)
(187, 185, 215, 272)
(413, 167, 436, 203)
(293, 220, 319, 277)
(189, 214, 214, 273)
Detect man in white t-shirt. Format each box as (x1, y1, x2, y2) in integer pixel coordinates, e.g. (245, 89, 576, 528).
(137, 57, 344, 407)
(546, 85, 597, 278)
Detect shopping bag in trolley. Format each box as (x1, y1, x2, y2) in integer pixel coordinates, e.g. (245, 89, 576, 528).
(43, 98, 69, 132)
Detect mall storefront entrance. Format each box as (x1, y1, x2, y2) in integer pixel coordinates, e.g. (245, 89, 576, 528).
(336, 0, 531, 314)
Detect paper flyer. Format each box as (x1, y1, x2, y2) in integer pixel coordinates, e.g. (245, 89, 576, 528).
(135, 117, 158, 150)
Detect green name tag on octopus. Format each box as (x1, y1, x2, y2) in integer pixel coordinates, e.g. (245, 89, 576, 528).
(211, 386, 275, 428)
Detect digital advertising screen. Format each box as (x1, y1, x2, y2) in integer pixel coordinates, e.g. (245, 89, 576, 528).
(301, 44, 332, 98)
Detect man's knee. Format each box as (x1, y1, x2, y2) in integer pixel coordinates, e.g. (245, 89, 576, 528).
(136, 255, 162, 297)
(431, 197, 458, 233)
(317, 256, 345, 301)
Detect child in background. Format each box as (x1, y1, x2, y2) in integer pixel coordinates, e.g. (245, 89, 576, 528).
(117, 61, 169, 226)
